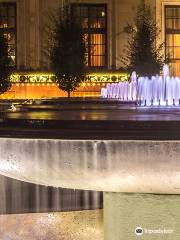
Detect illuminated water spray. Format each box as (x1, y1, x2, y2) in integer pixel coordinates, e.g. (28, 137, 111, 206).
(101, 64, 180, 106)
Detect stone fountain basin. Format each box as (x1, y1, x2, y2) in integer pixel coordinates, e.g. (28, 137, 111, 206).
(0, 138, 180, 194)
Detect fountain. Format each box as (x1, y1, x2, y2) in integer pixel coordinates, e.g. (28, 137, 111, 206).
(0, 138, 180, 239)
(10, 104, 17, 112)
(101, 64, 180, 106)
(2, 81, 180, 239)
(101, 74, 137, 101)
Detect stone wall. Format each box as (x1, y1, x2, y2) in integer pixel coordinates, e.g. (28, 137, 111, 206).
(104, 192, 180, 240)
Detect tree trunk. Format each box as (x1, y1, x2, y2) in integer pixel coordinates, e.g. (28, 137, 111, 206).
(67, 90, 71, 98)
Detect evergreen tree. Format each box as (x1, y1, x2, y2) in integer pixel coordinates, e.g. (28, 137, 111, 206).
(48, 5, 86, 98)
(0, 31, 12, 95)
(122, 0, 165, 77)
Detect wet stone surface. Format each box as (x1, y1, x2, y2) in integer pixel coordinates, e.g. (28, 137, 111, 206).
(1, 100, 180, 139)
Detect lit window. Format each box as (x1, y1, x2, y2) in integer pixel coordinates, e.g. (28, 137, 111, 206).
(72, 4, 107, 68)
(0, 3, 16, 66)
(165, 6, 180, 75)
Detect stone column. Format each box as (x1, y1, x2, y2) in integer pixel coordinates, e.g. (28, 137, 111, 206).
(17, 0, 41, 70)
(110, 0, 116, 69)
(28, 0, 40, 70)
(16, 0, 27, 69)
(104, 192, 180, 240)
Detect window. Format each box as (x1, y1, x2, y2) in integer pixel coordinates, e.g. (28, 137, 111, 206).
(165, 6, 180, 75)
(0, 2, 16, 66)
(72, 4, 107, 68)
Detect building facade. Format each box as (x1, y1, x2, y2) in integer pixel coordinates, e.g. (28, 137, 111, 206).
(0, 0, 180, 98)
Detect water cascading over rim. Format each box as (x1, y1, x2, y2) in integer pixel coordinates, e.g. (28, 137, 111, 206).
(1, 138, 180, 194)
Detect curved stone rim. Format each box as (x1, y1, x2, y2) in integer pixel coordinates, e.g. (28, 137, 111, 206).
(0, 138, 180, 194)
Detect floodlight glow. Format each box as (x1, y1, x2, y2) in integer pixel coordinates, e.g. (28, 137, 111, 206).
(10, 72, 129, 84)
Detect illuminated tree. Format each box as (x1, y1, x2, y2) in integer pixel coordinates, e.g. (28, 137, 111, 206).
(122, 0, 166, 76)
(0, 31, 12, 95)
(48, 5, 86, 98)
